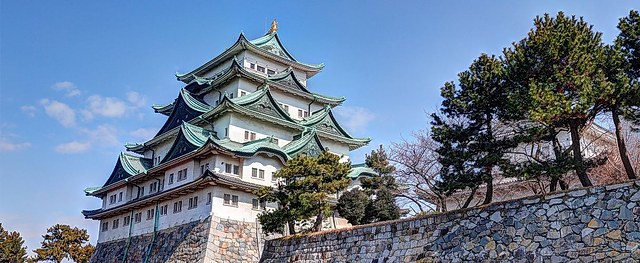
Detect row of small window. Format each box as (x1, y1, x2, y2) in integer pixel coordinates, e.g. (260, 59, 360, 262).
(222, 193, 266, 210)
(167, 168, 188, 185)
(249, 63, 276, 75)
(101, 194, 211, 232)
(108, 192, 124, 204)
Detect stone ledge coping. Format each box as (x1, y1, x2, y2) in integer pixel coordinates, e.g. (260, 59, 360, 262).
(275, 179, 640, 241)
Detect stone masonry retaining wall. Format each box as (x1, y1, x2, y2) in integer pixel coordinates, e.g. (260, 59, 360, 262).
(261, 180, 640, 262)
(90, 215, 264, 263)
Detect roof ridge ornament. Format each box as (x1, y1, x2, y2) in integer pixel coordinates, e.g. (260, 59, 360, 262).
(268, 19, 278, 34)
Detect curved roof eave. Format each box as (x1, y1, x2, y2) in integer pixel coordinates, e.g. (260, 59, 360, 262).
(176, 33, 323, 84)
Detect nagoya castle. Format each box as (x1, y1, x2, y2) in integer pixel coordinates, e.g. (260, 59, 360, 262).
(82, 21, 371, 262)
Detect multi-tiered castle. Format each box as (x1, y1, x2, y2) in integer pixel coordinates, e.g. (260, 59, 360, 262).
(82, 21, 371, 262)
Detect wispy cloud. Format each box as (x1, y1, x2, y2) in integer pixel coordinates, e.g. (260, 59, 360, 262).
(81, 124, 119, 147)
(126, 91, 147, 108)
(20, 105, 37, 117)
(0, 138, 31, 152)
(86, 95, 128, 118)
(40, 99, 76, 127)
(52, 81, 81, 97)
(129, 127, 157, 141)
(333, 106, 375, 133)
(55, 141, 91, 154)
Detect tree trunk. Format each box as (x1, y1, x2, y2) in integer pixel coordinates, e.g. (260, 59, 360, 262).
(612, 108, 637, 180)
(314, 210, 324, 232)
(462, 187, 477, 208)
(287, 221, 296, 235)
(569, 123, 593, 187)
(482, 169, 493, 205)
(559, 179, 568, 190)
(550, 177, 559, 192)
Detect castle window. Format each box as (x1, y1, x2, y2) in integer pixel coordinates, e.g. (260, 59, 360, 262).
(113, 219, 119, 229)
(250, 132, 256, 140)
(101, 222, 108, 232)
(169, 173, 174, 185)
(298, 109, 303, 118)
(257, 65, 265, 73)
(233, 165, 239, 175)
(207, 192, 212, 204)
(149, 182, 157, 193)
(267, 69, 275, 75)
(240, 91, 246, 97)
(224, 194, 239, 207)
(283, 105, 289, 112)
(139, 187, 145, 198)
(271, 173, 277, 182)
(159, 179, 165, 191)
(109, 194, 116, 204)
(225, 128, 228, 137)
(188, 196, 198, 209)
(134, 212, 142, 223)
(173, 201, 182, 213)
(160, 205, 168, 216)
(229, 93, 234, 99)
(244, 131, 249, 141)
(146, 208, 154, 220)
(123, 216, 131, 226)
(118, 192, 123, 202)
(178, 168, 187, 181)
(250, 63, 255, 69)
(259, 169, 265, 179)
(225, 163, 232, 173)
(252, 199, 267, 210)
(252, 168, 258, 178)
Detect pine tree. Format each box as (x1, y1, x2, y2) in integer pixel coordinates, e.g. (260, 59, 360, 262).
(504, 12, 609, 187)
(0, 223, 28, 263)
(31, 224, 95, 263)
(256, 151, 351, 234)
(433, 53, 512, 205)
(336, 188, 369, 225)
(602, 9, 640, 180)
(337, 145, 401, 225)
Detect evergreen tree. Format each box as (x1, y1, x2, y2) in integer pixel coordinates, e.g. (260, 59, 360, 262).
(31, 224, 95, 263)
(337, 146, 401, 225)
(601, 9, 640, 179)
(256, 151, 351, 234)
(505, 12, 609, 187)
(0, 223, 27, 263)
(336, 188, 369, 225)
(432, 53, 512, 205)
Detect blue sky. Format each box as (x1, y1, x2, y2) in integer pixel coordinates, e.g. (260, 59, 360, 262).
(1, 1, 638, 254)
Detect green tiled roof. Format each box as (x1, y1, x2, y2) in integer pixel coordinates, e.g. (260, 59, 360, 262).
(176, 33, 323, 84)
(346, 163, 378, 178)
(152, 102, 174, 116)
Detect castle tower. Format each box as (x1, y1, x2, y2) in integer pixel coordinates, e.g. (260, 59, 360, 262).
(82, 24, 370, 262)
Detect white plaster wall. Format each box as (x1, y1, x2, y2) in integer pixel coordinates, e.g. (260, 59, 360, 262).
(243, 155, 283, 187)
(243, 52, 308, 83)
(228, 115, 295, 147)
(161, 161, 195, 192)
(144, 139, 173, 164)
(319, 139, 351, 160)
(210, 186, 276, 223)
(212, 115, 231, 139)
(103, 187, 127, 210)
(97, 187, 214, 243)
(201, 59, 233, 79)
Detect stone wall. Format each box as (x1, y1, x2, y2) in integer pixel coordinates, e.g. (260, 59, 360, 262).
(90, 215, 265, 263)
(261, 180, 640, 262)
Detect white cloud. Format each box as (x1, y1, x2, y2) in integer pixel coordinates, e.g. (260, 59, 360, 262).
(20, 105, 37, 117)
(126, 91, 147, 108)
(86, 95, 127, 118)
(55, 141, 90, 153)
(333, 106, 375, 133)
(40, 99, 76, 127)
(0, 138, 31, 152)
(52, 81, 81, 97)
(129, 127, 157, 141)
(80, 124, 119, 147)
